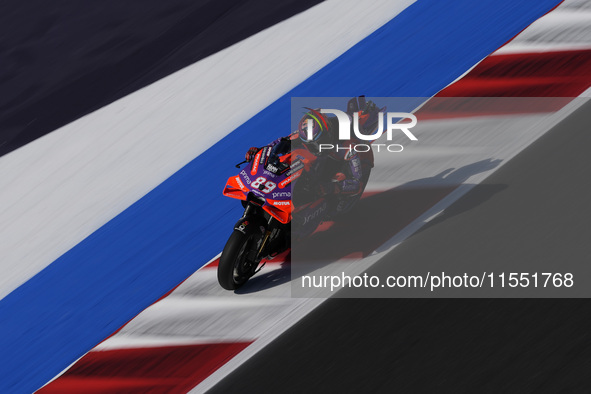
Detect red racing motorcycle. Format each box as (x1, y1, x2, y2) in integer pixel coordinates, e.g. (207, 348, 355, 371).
(218, 138, 317, 290)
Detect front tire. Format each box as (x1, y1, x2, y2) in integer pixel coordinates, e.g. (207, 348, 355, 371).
(218, 226, 262, 290)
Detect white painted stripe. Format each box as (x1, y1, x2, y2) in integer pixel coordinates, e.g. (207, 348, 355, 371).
(94, 336, 259, 351)
(495, 2, 591, 54)
(494, 43, 591, 54)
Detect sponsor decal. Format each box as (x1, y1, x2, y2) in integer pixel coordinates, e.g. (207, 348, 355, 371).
(266, 163, 279, 173)
(272, 191, 291, 199)
(286, 161, 304, 176)
(303, 202, 327, 225)
(260, 147, 269, 164)
(279, 169, 302, 188)
(235, 220, 249, 233)
(251, 150, 262, 175)
(239, 169, 252, 184)
(273, 201, 291, 206)
(235, 176, 245, 190)
(251, 188, 265, 197)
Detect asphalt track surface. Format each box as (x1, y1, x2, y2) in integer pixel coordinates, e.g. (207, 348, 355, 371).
(210, 101, 591, 392)
(0, 0, 321, 156)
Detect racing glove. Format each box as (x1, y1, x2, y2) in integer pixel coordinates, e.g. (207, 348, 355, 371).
(245, 147, 260, 162)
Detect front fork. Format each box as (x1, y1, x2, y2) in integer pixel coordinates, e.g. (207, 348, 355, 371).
(233, 202, 279, 272)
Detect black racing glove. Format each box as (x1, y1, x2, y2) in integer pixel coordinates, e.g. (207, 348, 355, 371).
(245, 147, 260, 162)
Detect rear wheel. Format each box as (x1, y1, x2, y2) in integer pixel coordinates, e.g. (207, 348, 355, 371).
(218, 226, 262, 290)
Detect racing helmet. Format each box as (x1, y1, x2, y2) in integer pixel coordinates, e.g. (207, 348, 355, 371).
(297, 108, 331, 155)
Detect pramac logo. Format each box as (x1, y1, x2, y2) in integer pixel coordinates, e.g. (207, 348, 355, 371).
(251, 150, 262, 175)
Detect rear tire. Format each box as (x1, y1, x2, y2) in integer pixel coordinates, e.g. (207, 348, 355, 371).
(218, 226, 262, 290)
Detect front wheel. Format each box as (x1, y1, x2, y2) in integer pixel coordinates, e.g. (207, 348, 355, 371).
(217, 226, 262, 290)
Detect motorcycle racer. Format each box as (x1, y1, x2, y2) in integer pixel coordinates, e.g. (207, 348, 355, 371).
(218, 98, 383, 289)
(245, 97, 381, 223)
